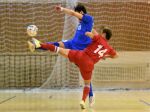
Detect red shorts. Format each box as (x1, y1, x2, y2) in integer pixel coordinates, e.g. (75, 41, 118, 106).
(68, 50, 94, 80)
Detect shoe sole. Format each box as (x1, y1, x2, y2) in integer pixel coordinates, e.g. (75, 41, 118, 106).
(80, 103, 86, 109)
(27, 41, 35, 52)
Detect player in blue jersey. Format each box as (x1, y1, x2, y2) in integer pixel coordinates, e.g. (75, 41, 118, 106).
(42, 4, 95, 107)
(53, 4, 93, 50)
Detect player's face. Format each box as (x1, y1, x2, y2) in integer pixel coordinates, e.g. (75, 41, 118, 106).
(101, 33, 106, 39)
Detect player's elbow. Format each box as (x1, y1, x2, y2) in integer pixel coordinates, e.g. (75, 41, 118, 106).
(70, 10, 75, 16)
(92, 29, 99, 36)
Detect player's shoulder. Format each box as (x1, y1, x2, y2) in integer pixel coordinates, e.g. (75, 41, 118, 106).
(92, 34, 101, 42)
(94, 34, 102, 39)
(83, 14, 94, 20)
(84, 13, 93, 17)
(97, 35, 110, 46)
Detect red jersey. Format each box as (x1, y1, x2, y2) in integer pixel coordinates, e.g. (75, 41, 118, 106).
(84, 35, 116, 64)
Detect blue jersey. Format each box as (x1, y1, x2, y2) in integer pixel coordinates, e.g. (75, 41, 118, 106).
(63, 14, 94, 50)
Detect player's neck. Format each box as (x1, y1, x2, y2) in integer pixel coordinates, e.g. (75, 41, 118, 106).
(101, 34, 106, 40)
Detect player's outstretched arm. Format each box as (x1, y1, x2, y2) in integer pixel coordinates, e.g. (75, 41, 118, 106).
(104, 53, 119, 59)
(92, 29, 99, 36)
(55, 5, 83, 20)
(111, 53, 119, 58)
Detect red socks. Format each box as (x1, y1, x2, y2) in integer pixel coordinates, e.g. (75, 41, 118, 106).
(82, 86, 90, 102)
(40, 43, 59, 53)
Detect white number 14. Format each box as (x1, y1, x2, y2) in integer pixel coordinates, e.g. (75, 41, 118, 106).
(94, 45, 107, 57)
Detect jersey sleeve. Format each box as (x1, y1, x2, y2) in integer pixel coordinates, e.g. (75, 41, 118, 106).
(92, 35, 101, 42)
(109, 47, 116, 56)
(81, 14, 93, 23)
(92, 35, 98, 42)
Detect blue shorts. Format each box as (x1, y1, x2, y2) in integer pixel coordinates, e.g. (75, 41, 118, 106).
(63, 40, 74, 49)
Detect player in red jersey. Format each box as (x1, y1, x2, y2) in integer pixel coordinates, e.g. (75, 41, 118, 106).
(28, 27, 118, 109)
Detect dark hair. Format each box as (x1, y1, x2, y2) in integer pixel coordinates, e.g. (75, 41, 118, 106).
(102, 27, 112, 40)
(74, 4, 87, 14)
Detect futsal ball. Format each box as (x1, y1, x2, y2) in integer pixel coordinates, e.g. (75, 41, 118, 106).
(27, 25, 38, 37)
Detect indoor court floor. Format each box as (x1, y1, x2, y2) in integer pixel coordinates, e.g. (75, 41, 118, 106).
(0, 90, 150, 112)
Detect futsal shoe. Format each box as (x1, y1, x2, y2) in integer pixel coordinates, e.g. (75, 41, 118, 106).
(31, 38, 41, 48)
(27, 41, 35, 52)
(80, 100, 86, 109)
(89, 94, 95, 108)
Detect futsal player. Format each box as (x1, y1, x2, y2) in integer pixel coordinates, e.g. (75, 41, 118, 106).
(45, 4, 95, 106)
(28, 27, 118, 109)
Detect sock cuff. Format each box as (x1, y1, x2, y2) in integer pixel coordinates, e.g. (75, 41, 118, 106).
(53, 42, 60, 47)
(55, 47, 60, 53)
(84, 85, 90, 88)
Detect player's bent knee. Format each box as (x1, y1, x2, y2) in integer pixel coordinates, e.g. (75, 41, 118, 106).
(84, 80, 91, 85)
(58, 41, 65, 48)
(59, 48, 70, 58)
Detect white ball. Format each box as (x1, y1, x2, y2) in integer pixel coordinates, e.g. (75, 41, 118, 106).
(27, 25, 38, 37)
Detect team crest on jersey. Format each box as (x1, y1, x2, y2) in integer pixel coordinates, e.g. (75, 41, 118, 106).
(77, 24, 81, 30)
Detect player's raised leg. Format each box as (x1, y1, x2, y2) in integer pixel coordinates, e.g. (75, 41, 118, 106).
(28, 38, 70, 58)
(41, 43, 69, 58)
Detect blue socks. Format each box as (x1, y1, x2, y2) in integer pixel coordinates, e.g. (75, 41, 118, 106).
(47, 42, 60, 47)
(89, 82, 93, 97)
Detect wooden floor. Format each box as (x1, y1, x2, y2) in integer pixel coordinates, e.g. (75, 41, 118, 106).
(0, 90, 150, 112)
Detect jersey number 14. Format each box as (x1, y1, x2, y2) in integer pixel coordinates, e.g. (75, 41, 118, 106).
(94, 45, 107, 57)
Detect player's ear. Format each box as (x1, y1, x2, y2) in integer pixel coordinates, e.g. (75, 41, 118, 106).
(102, 33, 106, 38)
(80, 11, 84, 14)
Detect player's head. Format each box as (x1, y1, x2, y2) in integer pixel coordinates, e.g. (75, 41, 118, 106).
(101, 27, 112, 40)
(74, 4, 87, 14)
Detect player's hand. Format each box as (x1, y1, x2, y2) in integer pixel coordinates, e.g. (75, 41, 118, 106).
(85, 32, 94, 38)
(92, 29, 99, 35)
(55, 5, 63, 12)
(102, 57, 106, 60)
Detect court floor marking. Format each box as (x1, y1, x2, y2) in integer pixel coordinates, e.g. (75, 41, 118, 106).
(0, 95, 16, 104)
(139, 99, 150, 106)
